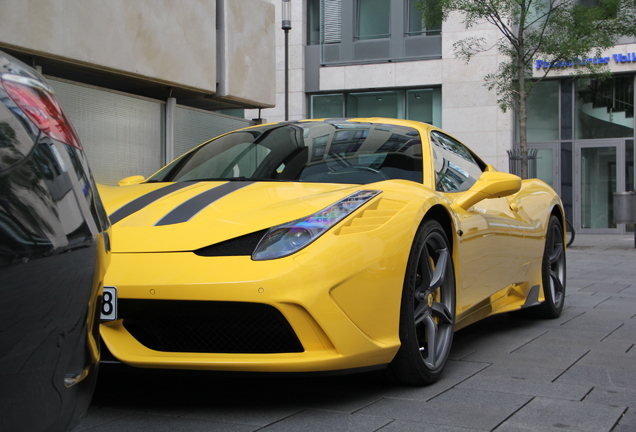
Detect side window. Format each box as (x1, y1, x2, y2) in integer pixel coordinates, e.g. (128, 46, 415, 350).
(430, 131, 483, 192)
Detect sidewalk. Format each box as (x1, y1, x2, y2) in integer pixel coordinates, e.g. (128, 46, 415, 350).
(74, 234, 636, 432)
(569, 232, 636, 251)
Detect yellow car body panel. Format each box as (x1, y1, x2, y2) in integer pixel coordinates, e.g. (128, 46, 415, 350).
(97, 118, 565, 378)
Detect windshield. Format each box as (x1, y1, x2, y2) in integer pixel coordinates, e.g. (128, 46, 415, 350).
(147, 121, 423, 185)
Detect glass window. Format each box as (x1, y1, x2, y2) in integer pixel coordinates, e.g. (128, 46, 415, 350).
(347, 91, 399, 118)
(526, 0, 551, 26)
(627, 139, 634, 192)
(519, 80, 560, 142)
(148, 121, 423, 185)
(307, 0, 321, 45)
(357, 0, 390, 40)
(575, 76, 634, 139)
(309, 88, 442, 126)
(560, 79, 573, 140)
(580, 146, 617, 229)
(535, 148, 555, 187)
(155, 131, 270, 182)
(407, 0, 441, 35)
(406, 88, 441, 127)
(430, 131, 483, 192)
(627, 139, 634, 233)
(310, 94, 344, 118)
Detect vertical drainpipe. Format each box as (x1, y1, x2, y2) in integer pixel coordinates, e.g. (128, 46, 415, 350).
(165, 96, 176, 165)
(216, 0, 226, 99)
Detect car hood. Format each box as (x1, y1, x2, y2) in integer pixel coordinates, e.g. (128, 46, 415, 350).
(98, 181, 378, 253)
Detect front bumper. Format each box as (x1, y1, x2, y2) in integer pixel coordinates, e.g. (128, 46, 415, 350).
(100, 248, 406, 373)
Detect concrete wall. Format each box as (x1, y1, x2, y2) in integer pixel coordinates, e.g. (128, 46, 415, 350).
(441, 12, 513, 171)
(0, 0, 276, 107)
(217, 0, 276, 107)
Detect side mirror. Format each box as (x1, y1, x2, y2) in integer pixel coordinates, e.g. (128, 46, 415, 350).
(453, 171, 522, 210)
(117, 175, 145, 186)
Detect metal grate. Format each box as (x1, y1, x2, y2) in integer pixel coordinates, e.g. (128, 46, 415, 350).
(48, 78, 165, 186)
(321, 0, 342, 44)
(121, 300, 304, 354)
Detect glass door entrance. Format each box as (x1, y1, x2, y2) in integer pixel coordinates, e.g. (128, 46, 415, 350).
(575, 142, 623, 232)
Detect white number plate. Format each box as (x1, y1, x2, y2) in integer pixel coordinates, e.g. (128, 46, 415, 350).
(101, 286, 117, 320)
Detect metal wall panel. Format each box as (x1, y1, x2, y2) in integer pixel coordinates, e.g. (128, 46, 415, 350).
(48, 78, 165, 185)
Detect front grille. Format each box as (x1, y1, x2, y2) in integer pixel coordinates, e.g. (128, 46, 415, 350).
(120, 300, 304, 354)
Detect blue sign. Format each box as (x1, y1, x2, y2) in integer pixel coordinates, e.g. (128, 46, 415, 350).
(535, 53, 636, 69)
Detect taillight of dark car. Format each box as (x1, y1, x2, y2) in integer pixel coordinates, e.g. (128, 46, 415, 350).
(1, 74, 82, 150)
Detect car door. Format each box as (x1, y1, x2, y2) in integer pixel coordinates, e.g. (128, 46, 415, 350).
(429, 131, 529, 314)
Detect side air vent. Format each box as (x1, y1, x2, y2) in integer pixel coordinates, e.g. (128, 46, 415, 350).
(194, 229, 268, 257)
(336, 198, 406, 235)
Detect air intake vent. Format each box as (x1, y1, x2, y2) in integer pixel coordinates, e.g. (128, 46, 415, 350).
(121, 300, 304, 354)
(337, 198, 405, 235)
(194, 229, 267, 257)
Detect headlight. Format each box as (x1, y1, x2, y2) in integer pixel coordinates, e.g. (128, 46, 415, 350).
(252, 190, 381, 260)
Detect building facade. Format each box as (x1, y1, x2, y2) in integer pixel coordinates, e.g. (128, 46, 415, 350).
(248, 0, 635, 234)
(0, 0, 276, 185)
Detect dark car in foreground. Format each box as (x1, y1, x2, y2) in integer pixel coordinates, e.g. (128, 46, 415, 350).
(0, 50, 110, 431)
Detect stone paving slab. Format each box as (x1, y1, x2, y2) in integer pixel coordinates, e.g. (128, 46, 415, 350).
(456, 374, 592, 401)
(369, 359, 490, 402)
(492, 398, 626, 432)
(468, 361, 568, 382)
(585, 387, 636, 407)
(257, 409, 392, 432)
(79, 412, 259, 432)
(73, 234, 636, 432)
(183, 404, 306, 428)
(556, 363, 636, 389)
(355, 389, 532, 431)
(612, 409, 636, 432)
(579, 283, 632, 293)
(378, 420, 487, 432)
(564, 292, 612, 308)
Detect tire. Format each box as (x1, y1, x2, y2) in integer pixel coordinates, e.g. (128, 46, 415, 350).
(536, 215, 567, 318)
(565, 218, 575, 247)
(388, 219, 456, 386)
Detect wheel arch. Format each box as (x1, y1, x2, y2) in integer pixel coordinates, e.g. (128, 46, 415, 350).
(549, 203, 566, 244)
(422, 204, 455, 254)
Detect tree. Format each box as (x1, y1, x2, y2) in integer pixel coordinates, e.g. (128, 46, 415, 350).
(419, 0, 636, 178)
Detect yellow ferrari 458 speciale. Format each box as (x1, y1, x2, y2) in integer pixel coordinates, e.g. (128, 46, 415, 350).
(97, 118, 566, 385)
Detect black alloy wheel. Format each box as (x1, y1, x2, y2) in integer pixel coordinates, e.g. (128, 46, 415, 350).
(388, 219, 456, 386)
(536, 215, 567, 318)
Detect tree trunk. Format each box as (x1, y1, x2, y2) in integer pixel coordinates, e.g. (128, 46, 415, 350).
(517, 44, 528, 180)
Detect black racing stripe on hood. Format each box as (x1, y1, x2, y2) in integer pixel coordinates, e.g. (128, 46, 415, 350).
(155, 181, 255, 226)
(108, 183, 194, 225)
